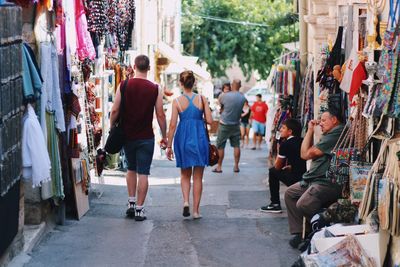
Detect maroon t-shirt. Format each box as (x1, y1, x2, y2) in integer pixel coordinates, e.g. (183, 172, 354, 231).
(122, 78, 158, 141)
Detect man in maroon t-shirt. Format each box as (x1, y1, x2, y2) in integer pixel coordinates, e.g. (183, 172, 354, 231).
(110, 55, 167, 221)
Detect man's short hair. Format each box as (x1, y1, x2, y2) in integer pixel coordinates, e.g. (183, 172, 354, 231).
(134, 55, 150, 72)
(222, 83, 231, 90)
(326, 108, 342, 123)
(256, 94, 262, 98)
(231, 79, 241, 90)
(282, 119, 302, 137)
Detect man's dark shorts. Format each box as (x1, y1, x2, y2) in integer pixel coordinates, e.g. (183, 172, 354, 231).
(123, 138, 154, 175)
(216, 123, 241, 149)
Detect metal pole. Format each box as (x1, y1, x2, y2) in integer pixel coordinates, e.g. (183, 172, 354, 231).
(299, 0, 308, 76)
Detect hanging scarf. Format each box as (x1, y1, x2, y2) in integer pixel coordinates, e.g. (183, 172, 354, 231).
(375, 0, 400, 116)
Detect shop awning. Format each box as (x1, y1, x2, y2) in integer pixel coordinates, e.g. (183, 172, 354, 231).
(158, 42, 211, 80)
(282, 41, 299, 52)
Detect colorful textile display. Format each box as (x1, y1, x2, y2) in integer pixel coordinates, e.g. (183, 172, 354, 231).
(87, 0, 108, 37)
(116, 0, 135, 51)
(75, 0, 96, 61)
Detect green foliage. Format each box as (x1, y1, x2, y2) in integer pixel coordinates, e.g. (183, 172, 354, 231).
(181, 0, 299, 80)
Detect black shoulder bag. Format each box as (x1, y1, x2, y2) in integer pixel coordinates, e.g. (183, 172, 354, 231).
(105, 79, 128, 154)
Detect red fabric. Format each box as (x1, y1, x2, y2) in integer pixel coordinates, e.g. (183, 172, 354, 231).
(251, 101, 269, 123)
(123, 78, 159, 140)
(348, 62, 367, 102)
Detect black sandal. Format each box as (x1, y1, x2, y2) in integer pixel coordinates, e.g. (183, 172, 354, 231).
(183, 206, 190, 217)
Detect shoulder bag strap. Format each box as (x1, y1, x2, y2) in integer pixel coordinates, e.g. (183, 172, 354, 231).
(119, 79, 128, 125)
(200, 95, 211, 143)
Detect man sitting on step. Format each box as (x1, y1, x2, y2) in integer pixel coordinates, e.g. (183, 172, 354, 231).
(260, 119, 306, 213)
(284, 109, 344, 249)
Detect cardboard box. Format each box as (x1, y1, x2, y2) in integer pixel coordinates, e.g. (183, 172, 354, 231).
(313, 224, 390, 267)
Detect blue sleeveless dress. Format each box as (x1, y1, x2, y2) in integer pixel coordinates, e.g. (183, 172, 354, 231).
(174, 94, 209, 168)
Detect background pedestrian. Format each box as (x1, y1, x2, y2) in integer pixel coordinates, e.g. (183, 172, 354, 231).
(250, 94, 268, 150)
(240, 100, 251, 148)
(213, 79, 246, 173)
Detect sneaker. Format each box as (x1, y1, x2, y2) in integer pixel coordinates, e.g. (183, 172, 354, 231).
(260, 203, 282, 213)
(289, 234, 303, 249)
(135, 208, 147, 221)
(126, 202, 136, 218)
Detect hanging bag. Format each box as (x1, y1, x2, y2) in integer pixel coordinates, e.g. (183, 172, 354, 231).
(359, 139, 389, 220)
(349, 161, 373, 205)
(394, 146, 400, 235)
(389, 140, 400, 235)
(377, 140, 400, 233)
(326, 120, 354, 198)
(349, 96, 372, 205)
(374, 0, 400, 116)
(104, 79, 128, 154)
(378, 159, 392, 230)
(200, 96, 219, 166)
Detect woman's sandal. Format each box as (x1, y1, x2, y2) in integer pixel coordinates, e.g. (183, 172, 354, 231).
(183, 205, 190, 217)
(193, 213, 202, 220)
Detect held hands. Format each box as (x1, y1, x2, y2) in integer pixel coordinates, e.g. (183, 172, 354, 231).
(282, 165, 292, 171)
(160, 138, 168, 150)
(166, 147, 174, 161)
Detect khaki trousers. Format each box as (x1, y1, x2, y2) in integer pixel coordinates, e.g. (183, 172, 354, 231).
(284, 182, 341, 234)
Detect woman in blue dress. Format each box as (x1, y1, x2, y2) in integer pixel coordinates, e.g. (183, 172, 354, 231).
(166, 71, 213, 219)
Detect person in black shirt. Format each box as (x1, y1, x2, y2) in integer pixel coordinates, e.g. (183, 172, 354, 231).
(260, 119, 306, 213)
(240, 100, 251, 148)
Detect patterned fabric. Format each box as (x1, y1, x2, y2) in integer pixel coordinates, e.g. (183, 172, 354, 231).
(375, 29, 398, 116)
(388, 41, 400, 117)
(87, 0, 108, 36)
(116, 0, 135, 51)
(107, 0, 117, 34)
(375, 0, 400, 116)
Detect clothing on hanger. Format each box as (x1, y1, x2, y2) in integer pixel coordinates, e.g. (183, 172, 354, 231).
(22, 104, 51, 188)
(22, 43, 43, 103)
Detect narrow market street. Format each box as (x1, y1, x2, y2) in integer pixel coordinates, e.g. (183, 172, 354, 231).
(3, 0, 400, 266)
(20, 145, 298, 267)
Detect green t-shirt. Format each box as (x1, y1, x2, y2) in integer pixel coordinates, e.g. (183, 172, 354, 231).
(302, 125, 345, 185)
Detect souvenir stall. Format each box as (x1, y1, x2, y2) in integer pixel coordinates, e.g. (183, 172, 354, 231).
(268, 52, 305, 160)
(2, 0, 136, 224)
(297, 0, 400, 265)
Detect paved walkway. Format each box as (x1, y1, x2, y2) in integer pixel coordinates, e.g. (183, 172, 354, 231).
(23, 144, 299, 267)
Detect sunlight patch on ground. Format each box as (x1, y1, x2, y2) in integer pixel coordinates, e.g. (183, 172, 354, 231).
(92, 175, 181, 186)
